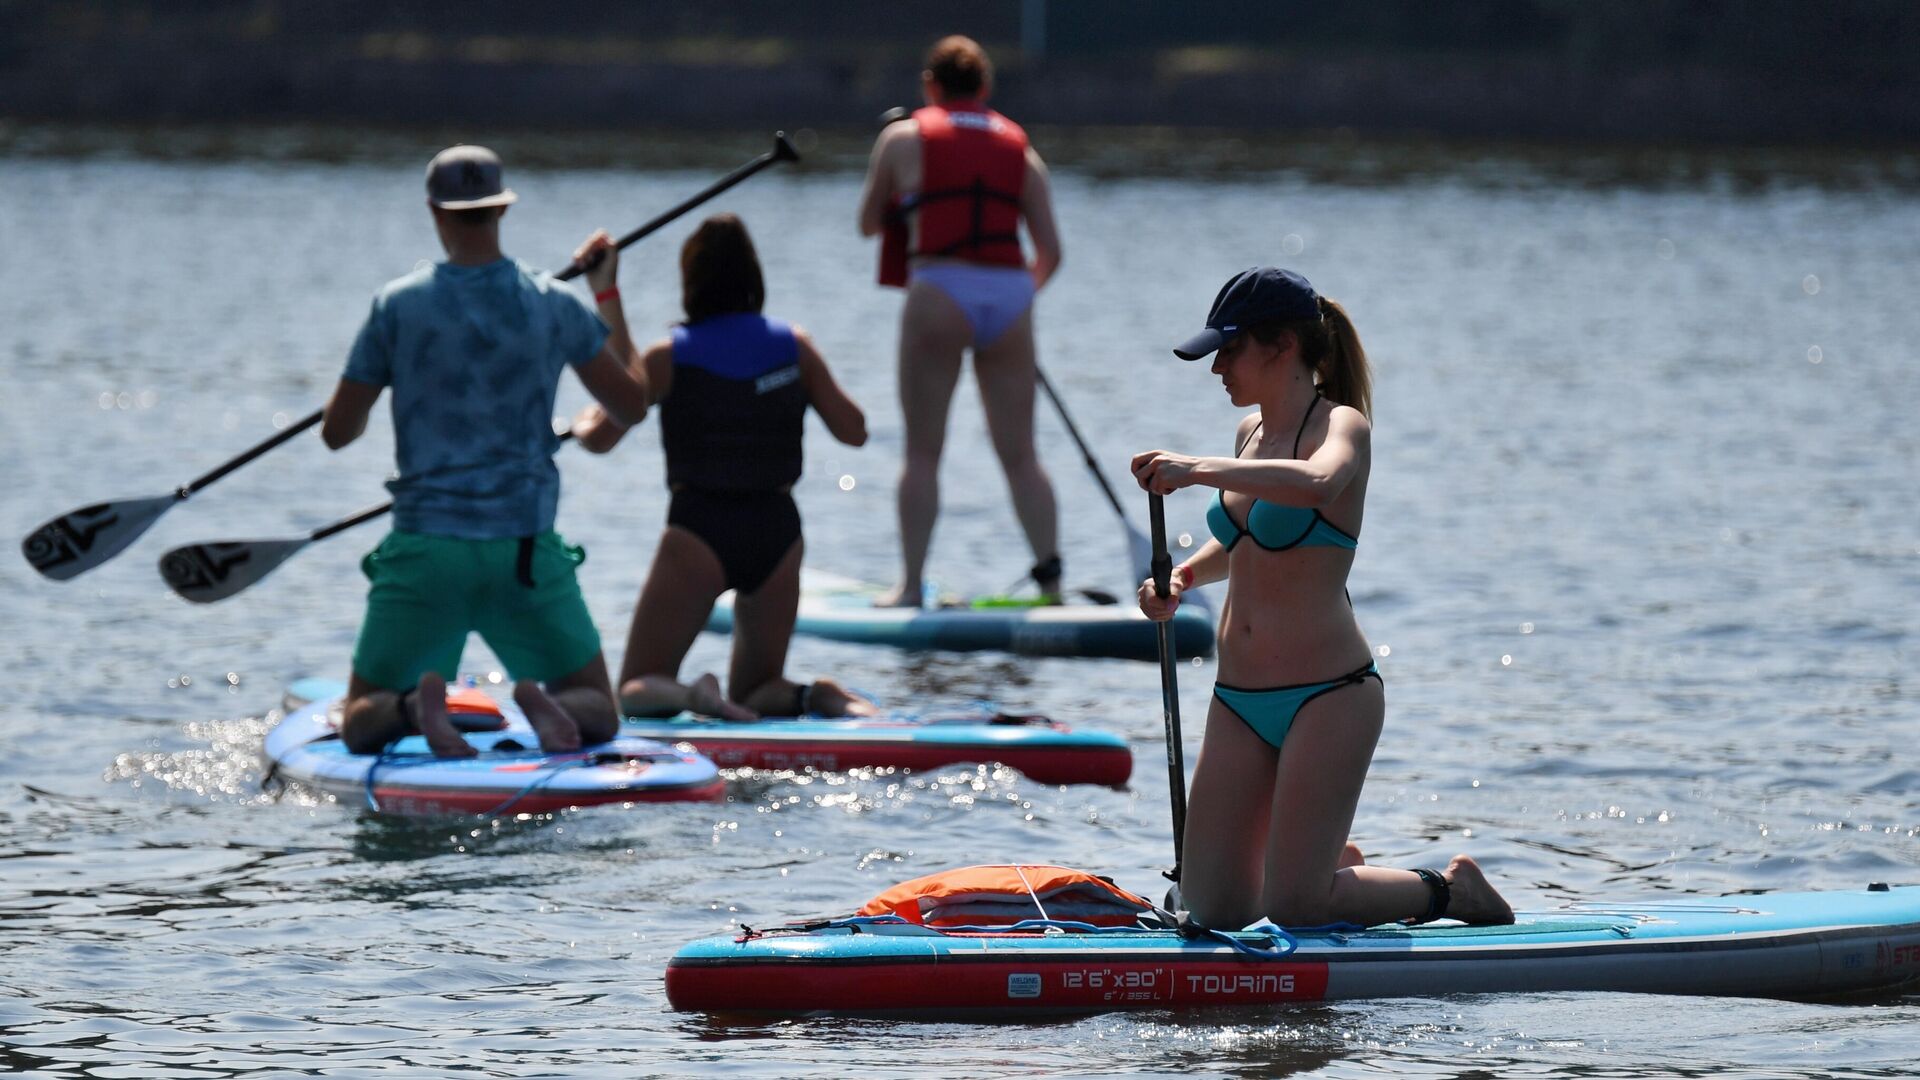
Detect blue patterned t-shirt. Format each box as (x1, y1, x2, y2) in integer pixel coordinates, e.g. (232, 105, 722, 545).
(342, 258, 608, 539)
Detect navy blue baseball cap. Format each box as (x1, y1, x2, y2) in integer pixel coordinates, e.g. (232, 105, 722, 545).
(1173, 267, 1321, 360)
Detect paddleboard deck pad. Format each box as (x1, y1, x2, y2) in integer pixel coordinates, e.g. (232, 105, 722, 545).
(288, 678, 1131, 787)
(269, 683, 724, 815)
(667, 886, 1920, 1014)
(706, 569, 1215, 662)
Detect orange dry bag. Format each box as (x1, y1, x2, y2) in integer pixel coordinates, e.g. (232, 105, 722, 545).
(859, 864, 1154, 927)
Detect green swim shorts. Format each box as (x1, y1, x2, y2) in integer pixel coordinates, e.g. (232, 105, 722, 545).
(350, 529, 602, 691)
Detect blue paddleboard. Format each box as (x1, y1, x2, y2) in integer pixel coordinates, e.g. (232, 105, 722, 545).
(706, 569, 1216, 661)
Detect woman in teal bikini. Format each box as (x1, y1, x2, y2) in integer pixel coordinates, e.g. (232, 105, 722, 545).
(1132, 267, 1513, 929)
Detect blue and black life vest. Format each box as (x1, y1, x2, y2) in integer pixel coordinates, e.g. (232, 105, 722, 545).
(660, 313, 807, 492)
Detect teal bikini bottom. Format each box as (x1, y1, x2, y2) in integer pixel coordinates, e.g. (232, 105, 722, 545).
(1212, 662, 1381, 752)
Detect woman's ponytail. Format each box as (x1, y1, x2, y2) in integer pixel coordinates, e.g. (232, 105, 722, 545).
(1314, 296, 1372, 419)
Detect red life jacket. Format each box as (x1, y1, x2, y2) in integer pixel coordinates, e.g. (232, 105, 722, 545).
(879, 102, 1029, 286)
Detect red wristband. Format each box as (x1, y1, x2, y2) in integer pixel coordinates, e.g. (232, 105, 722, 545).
(594, 286, 620, 304)
(1175, 564, 1195, 589)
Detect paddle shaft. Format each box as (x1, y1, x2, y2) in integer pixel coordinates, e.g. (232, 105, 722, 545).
(1036, 367, 1133, 526)
(1149, 494, 1189, 872)
(309, 501, 395, 542)
(559, 132, 800, 282)
(179, 409, 324, 498)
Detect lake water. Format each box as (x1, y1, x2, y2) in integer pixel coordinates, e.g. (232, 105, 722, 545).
(1, 126, 1917, 1078)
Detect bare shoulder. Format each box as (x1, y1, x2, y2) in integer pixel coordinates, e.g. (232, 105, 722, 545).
(791, 325, 825, 364)
(641, 338, 674, 363)
(1233, 411, 1262, 451)
(878, 121, 919, 157)
(1325, 403, 1373, 445)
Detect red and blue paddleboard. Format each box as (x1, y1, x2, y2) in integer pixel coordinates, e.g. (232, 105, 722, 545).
(667, 885, 1920, 1015)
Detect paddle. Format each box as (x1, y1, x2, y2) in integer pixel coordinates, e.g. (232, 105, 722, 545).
(160, 500, 393, 603)
(159, 431, 578, 603)
(21, 410, 324, 581)
(561, 131, 800, 282)
(1148, 493, 1190, 880)
(25, 133, 800, 584)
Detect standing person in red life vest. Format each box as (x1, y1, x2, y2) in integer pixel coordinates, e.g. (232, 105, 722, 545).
(573, 214, 875, 720)
(857, 34, 1065, 608)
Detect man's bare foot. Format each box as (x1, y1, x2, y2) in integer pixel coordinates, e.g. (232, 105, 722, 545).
(1444, 854, 1514, 925)
(687, 673, 758, 721)
(873, 582, 923, 609)
(550, 686, 618, 744)
(1338, 842, 1366, 870)
(806, 678, 879, 717)
(414, 673, 476, 759)
(513, 681, 582, 754)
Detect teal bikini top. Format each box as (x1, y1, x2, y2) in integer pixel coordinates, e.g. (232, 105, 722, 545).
(1206, 397, 1359, 553)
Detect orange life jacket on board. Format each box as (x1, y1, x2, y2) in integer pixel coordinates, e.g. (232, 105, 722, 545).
(877, 102, 1029, 287)
(859, 864, 1154, 927)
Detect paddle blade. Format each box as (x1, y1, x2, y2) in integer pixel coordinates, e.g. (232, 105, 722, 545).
(22, 494, 177, 580)
(158, 538, 308, 603)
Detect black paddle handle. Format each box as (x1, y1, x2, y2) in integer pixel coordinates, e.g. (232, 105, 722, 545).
(558, 132, 800, 282)
(1149, 491, 1173, 599)
(1149, 493, 1188, 873)
(180, 408, 324, 498)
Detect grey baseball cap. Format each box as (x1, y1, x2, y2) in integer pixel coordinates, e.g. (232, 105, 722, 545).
(425, 145, 519, 210)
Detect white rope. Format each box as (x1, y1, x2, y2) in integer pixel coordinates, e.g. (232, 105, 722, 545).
(1011, 863, 1052, 922)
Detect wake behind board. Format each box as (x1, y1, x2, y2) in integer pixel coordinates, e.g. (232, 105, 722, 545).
(706, 569, 1215, 661)
(667, 886, 1920, 1015)
(290, 678, 1132, 787)
(271, 680, 724, 815)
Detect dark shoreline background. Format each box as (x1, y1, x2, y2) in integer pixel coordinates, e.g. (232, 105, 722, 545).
(4, 1, 1917, 146)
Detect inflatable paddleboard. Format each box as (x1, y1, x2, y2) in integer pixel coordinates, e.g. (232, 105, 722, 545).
(706, 569, 1216, 661)
(268, 683, 724, 815)
(289, 678, 1131, 786)
(667, 885, 1920, 1014)
(622, 712, 1131, 786)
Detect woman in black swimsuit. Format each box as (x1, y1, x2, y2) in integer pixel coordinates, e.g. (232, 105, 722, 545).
(574, 215, 873, 719)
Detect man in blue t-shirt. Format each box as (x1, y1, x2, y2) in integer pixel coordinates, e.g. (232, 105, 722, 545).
(320, 145, 649, 758)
